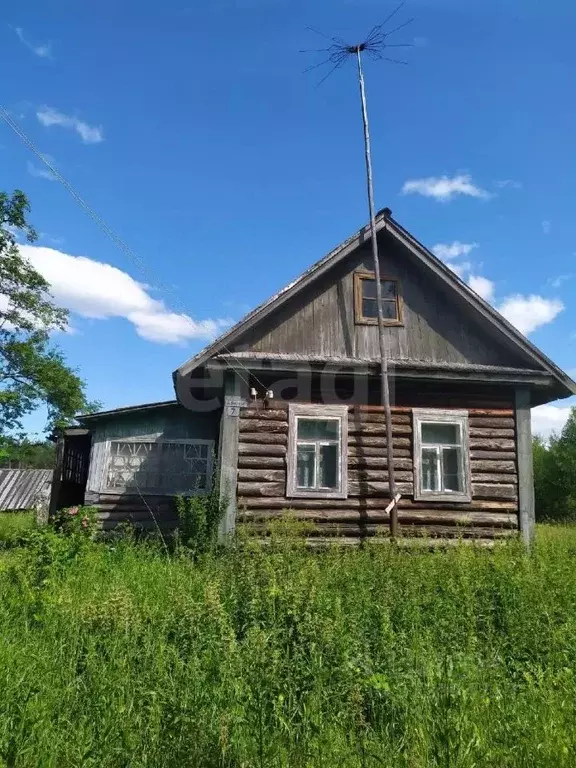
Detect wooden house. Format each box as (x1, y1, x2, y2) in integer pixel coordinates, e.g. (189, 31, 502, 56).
(53, 210, 576, 542)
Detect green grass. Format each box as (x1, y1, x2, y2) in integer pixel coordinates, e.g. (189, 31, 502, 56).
(1, 524, 576, 766)
(0, 511, 35, 545)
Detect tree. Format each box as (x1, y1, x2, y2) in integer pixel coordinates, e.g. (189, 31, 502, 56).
(0, 189, 95, 438)
(533, 406, 576, 521)
(0, 437, 55, 468)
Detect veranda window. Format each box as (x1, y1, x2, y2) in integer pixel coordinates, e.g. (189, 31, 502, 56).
(287, 404, 348, 499)
(105, 439, 214, 495)
(413, 410, 471, 503)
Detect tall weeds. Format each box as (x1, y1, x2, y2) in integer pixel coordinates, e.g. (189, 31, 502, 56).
(0, 525, 575, 766)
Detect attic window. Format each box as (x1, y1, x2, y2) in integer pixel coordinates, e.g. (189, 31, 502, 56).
(354, 272, 402, 325)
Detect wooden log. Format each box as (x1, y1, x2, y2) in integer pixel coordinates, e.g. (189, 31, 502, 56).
(471, 473, 518, 485)
(238, 443, 287, 457)
(237, 482, 284, 497)
(98, 511, 178, 523)
(468, 417, 515, 429)
(348, 423, 412, 436)
(237, 469, 285, 483)
(471, 450, 516, 461)
(238, 420, 288, 434)
(470, 428, 515, 439)
(470, 460, 517, 474)
(239, 409, 288, 421)
(237, 456, 285, 469)
(239, 508, 518, 528)
(238, 432, 288, 445)
(349, 469, 413, 483)
(349, 436, 412, 449)
(347, 457, 413, 470)
(399, 525, 516, 540)
(470, 438, 515, 451)
(238, 497, 517, 511)
(349, 481, 413, 496)
(472, 483, 517, 500)
(348, 412, 411, 425)
(348, 446, 411, 459)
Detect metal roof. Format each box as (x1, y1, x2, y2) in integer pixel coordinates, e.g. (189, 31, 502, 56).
(78, 400, 178, 423)
(0, 469, 52, 511)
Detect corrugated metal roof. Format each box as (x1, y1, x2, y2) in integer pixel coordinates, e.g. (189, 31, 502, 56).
(0, 469, 52, 511)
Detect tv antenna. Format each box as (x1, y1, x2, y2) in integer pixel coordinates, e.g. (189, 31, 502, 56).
(301, 3, 413, 538)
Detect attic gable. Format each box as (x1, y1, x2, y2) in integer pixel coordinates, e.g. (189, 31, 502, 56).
(175, 212, 576, 400)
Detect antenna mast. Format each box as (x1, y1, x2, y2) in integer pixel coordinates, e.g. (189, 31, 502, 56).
(301, 4, 413, 538)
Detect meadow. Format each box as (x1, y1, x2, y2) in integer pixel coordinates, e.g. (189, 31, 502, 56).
(0, 521, 576, 767)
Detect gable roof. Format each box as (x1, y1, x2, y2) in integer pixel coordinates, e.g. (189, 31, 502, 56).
(175, 210, 576, 399)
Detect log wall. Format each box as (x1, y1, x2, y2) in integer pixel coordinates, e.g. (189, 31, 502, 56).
(237, 395, 519, 541)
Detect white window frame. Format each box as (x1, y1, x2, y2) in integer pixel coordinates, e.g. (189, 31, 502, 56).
(413, 409, 471, 503)
(103, 436, 214, 496)
(287, 404, 348, 499)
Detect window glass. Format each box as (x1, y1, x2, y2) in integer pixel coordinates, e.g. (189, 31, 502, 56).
(106, 440, 212, 494)
(319, 444, 338, 489)
(421, 423, 459, 445)
(296, 444, 316, 488)
(297, 419, 339, 441)
(359, 277, 399, 322)
(441, 447, 462, 492)
(421, 447, 438, 491)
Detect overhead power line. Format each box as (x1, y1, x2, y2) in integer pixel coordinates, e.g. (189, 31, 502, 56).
(0, 104, 265, 393)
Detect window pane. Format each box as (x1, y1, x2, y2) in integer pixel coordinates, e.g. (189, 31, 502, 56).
(381, 301, 397, 320)
(421, 423, 460, 446)
(297, 444, 316, 488)
(319, 444, 338, 489)
(442, 447, 462, 492)
(362, 278, 378, 299)
(297, 419, 339, 441)
(362, 298, 378, 318)
(381, 280, 397, 300)
(421, 447, 438, 491)
(360, 279, 398, 321)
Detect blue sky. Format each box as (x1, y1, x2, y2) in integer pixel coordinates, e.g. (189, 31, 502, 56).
(2, 0, 575, 437)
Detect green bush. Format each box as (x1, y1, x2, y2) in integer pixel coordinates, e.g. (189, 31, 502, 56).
(174, 486, 225, 555)
(0, 525, 576, 765)
(534, 407, 576, 521)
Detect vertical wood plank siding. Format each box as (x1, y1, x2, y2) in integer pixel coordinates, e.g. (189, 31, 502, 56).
(237, 396, 519, 541)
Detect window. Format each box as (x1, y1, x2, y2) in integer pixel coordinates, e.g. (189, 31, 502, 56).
(413, 410, 471, 502)
(104, 438, 214, 495)
(354, 272, 402, 325)
(287, 404, 348, 499)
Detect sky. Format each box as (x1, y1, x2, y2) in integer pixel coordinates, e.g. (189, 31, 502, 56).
(1, 0, 575, 439)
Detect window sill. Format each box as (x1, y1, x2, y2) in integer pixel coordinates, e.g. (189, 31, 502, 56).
(287, 489, 348, 500)
(413, 491, 472, 504)
(355, 318, 404, 327)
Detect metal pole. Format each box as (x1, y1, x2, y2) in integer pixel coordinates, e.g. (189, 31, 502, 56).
(356, 48, 398, 538)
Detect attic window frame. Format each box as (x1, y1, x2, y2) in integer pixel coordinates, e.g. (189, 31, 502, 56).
(354, 271, 403, 326)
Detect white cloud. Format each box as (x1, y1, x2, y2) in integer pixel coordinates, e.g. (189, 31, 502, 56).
(542, 220, 551, 235)
(401, 174, 491, 202)
(14, 27, 52, 58)
(468, 275, 495, 302)
(531, 403, 572, 439)
(447, 260, 472, 279)
(495, 179, 522, 190)
(498, 295, 564, 336)
(36, 106, 103, 144)
(432, 241, 478, 260)
(27, 154, 57, 181)
(18, 244, 231, 344)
